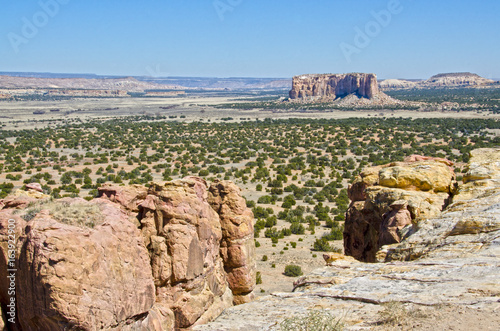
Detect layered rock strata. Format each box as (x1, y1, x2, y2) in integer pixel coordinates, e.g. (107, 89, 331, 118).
(382, 147, 500, 262)
(289, 73, 379, 101)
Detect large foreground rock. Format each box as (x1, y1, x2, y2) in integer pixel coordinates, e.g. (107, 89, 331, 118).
(382, 148, 500, 262)
(16, 200, 156, 330)
(137, 178, 233, 329)
(344, 157, 456, 261)
(195, 148, 500, 330)
(0, 178, 255, 330)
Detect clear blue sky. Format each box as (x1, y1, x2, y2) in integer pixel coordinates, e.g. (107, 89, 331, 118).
(1, 0, 499, 79)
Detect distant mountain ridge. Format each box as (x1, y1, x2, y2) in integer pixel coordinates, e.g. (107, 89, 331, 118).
(136, 77, 292, 90)
(0, 72, 292, 90)
(0, 75, 177, 92)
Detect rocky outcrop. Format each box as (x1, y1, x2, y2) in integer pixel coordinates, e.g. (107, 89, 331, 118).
(15, 200, 157, 330)
(344, 156, 456, 262)
(289, 73, 379, 101)
(424, 72, 495, 87)
(195, 148, 500, 330)
(382, 147, 500, 262)
(136, 178, 234, 329)
(208, 181, 256, 305)
(0, 178, 255, 330)
(380, 72, 495, 91)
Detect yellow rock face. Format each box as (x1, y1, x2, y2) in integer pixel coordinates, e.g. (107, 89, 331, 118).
(322, 253, 357, 265)
(378, 161, 454, 193)
(12, 188, 50, 199)
(345, 158, 456, 262)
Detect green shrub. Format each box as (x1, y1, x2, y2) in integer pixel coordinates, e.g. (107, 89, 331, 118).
(262, 255, 268, 261)
(322, 227, 344, 241)
(290, 222, 305, 235)
(284, 265, 303, 277)
(256, 271, 262, 285)
(313, 238, 335, 252)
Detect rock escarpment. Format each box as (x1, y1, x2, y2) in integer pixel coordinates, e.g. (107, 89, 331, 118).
(195, 148, 500, 330)
(0, 178, 255, 330)
(289, 73, 379, 101)
(379, 72, 496, 91)
(344, 155, 457, 262)
(424, 72, 495, 87)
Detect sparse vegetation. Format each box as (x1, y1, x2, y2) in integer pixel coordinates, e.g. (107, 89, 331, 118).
(377, 301, 429, 328)
(280, 310, 344, 331)
(19, 200, 103, 228)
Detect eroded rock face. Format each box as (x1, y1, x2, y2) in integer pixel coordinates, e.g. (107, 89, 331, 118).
(344, 157, 456, 262)
(383, 147, 500, 262)
(208, 180, 256, 305)
(0, 178, 255, 330)
(137, 178, 233, 329)
(378, 200, 412, 247)
(14, 199, 156, 330)
(98, 183, 148, 212)
(289, 73, 379, 101)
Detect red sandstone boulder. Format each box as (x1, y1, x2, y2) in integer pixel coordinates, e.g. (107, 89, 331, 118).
(12, 199, 156, 330)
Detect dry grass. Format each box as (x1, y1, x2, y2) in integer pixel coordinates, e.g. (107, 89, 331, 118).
(21, 200, 103, 228)
(377, 302, 429, 328)
(280, 310, 344, 331)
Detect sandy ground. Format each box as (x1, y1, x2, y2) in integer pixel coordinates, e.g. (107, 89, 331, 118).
(0, 96, 499, 130)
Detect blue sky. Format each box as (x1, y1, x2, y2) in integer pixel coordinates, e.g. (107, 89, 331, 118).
(1, 0, 499, 79)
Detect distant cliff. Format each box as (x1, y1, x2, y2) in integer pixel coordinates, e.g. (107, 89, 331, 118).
(379, 72, 496, 91)
(289, 73, 379, 101)
(424, 72, 495, 87)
